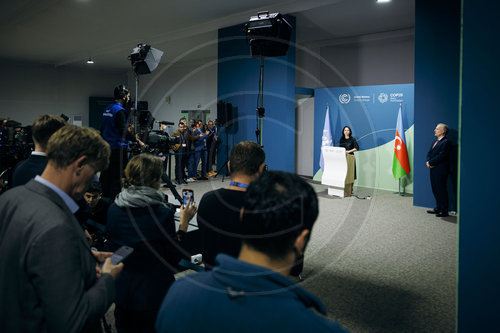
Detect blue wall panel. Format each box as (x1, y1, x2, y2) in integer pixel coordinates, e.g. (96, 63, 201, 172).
(458, 0, 500, 331)
(414, 0, 460, 209)
(217, 16, 296, 172)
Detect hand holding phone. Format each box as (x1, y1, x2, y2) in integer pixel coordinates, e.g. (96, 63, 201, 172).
(180, 190, 197, 232)
(182, 189, 194, 207)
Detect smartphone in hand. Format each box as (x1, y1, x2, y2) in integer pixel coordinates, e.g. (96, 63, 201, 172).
(110, 246, 134, 265)
(182, 189, 194, 206)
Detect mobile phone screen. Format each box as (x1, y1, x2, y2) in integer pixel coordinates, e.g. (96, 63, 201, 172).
(110, 246, 134, 265)
(182, 190, 194, 206)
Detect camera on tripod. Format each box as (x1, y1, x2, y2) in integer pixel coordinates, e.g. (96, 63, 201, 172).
(135, 111, 180, 154)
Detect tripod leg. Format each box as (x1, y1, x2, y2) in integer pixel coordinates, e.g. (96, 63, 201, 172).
(162, 173, 183, 205)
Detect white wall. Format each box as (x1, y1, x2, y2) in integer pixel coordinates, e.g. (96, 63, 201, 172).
(295, 97, 315, 176)
(127, 57, 218, 126)
(0, 60, 127, 126)
(296, 28, 414, 88)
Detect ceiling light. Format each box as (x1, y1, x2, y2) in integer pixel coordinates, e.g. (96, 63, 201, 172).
(376, 0, 392, 3)
(86, 58, 94, 64)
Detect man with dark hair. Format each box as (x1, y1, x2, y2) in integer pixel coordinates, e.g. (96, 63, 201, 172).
(171, 121, 197, 185)
(12, 114, 66, 187)
(83, 181, 112, 232)
(156, 171, 346, 332)
(426, 123, 452, 217)
(100, 84, 144, 198)
(0, 125, 123, 332)
(197, 141, 265, 268)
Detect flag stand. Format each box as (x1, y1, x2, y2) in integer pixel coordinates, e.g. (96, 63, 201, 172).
(397, 178, 406, 196)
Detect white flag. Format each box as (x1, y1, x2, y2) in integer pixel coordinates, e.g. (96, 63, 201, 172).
(319, 104, 333, 170)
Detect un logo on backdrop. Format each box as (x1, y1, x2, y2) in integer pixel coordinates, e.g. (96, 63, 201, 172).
(339, 93, 351, 104)
(378, 92, 388, 103)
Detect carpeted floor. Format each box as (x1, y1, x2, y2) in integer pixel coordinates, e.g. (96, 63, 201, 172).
(105, 176, 457, 332)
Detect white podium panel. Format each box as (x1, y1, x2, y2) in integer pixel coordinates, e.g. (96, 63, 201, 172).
(321, 146, 347, 198)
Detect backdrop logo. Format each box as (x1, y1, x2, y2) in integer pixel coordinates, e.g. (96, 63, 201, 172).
(339, 93, 351, 104)
(378, 92, 388, 103)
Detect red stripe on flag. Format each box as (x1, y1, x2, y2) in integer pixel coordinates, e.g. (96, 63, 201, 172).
(394, 130, 411, 174)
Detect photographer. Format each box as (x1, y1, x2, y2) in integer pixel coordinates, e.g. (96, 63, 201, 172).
(171, 122, 194, 185)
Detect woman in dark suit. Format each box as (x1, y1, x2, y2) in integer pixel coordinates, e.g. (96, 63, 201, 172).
(339, 126, 359, 154)
(339, 126, 359, 194)
(107, 153, 197, 333)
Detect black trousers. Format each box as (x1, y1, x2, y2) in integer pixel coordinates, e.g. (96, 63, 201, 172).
(430, 168, 449, 213)
(100, 148, 128, 199)
(207, 142, 217, 172)
(174, 150, 188, 181)
(114, 305, 157, 333)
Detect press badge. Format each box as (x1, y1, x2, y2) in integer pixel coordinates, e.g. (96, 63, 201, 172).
(182, 143, 187, 147)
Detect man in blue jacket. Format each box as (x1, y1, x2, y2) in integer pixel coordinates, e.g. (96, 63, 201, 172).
(100, 85, 144, 198)
(156, 171, 347, 333)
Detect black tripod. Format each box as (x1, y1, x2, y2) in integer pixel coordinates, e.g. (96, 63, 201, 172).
(214, 130, 229, 181)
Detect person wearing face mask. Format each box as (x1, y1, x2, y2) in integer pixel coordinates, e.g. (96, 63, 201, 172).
(100, 84, 144, 199)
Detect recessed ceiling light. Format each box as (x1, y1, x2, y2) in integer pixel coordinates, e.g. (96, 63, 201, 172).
(376, 0, 392, 3)
(86, 58, 94, 64)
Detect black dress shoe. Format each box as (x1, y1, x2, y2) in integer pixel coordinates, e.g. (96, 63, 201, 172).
(175, 180, 182, 185)
(436, 212, 449, 217)
(427, 209, 439, 214)
(198, 176, 208, 180)
(183, 179, 188, 184)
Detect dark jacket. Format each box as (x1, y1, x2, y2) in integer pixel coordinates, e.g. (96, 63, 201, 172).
(155, 254, 347, 333)
(12, 153, 47, 187)
(0, 180, 115, 333)
(426, 136, 451, 173)
(107, 203, 184, 312)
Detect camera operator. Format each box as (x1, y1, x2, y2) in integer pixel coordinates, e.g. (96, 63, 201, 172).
(100, 84, 145, 199)
(12, 114, 67, 187)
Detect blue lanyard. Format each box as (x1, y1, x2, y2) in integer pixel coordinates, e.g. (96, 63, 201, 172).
(229, 181, 248, 189)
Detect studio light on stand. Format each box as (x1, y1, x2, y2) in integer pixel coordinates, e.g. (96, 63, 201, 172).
(128, 43, 164, 130)
(246, 11, 292, 147)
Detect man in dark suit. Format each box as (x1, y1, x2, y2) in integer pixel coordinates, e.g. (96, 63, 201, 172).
(0, 125, 123, 332)
(12, 114, 67, 187)
(426, 123, 452, 217)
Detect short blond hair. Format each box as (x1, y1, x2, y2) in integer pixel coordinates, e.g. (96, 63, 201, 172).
(46, 125, 110, 171)
(123, 153, 163, 189)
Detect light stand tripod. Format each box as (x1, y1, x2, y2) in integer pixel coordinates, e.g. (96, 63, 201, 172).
(214, 129, 229, 181)
(255, 56, 265, 147)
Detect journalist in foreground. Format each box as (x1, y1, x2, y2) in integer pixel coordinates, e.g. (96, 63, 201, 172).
(155, 171, 347, 333)
(0, 125, 123, 333)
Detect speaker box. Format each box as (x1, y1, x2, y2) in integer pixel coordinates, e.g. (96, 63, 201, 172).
(217, 102, 233, 127)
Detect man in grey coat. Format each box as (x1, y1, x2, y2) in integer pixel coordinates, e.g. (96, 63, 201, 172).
(0, 125, 123, 333)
